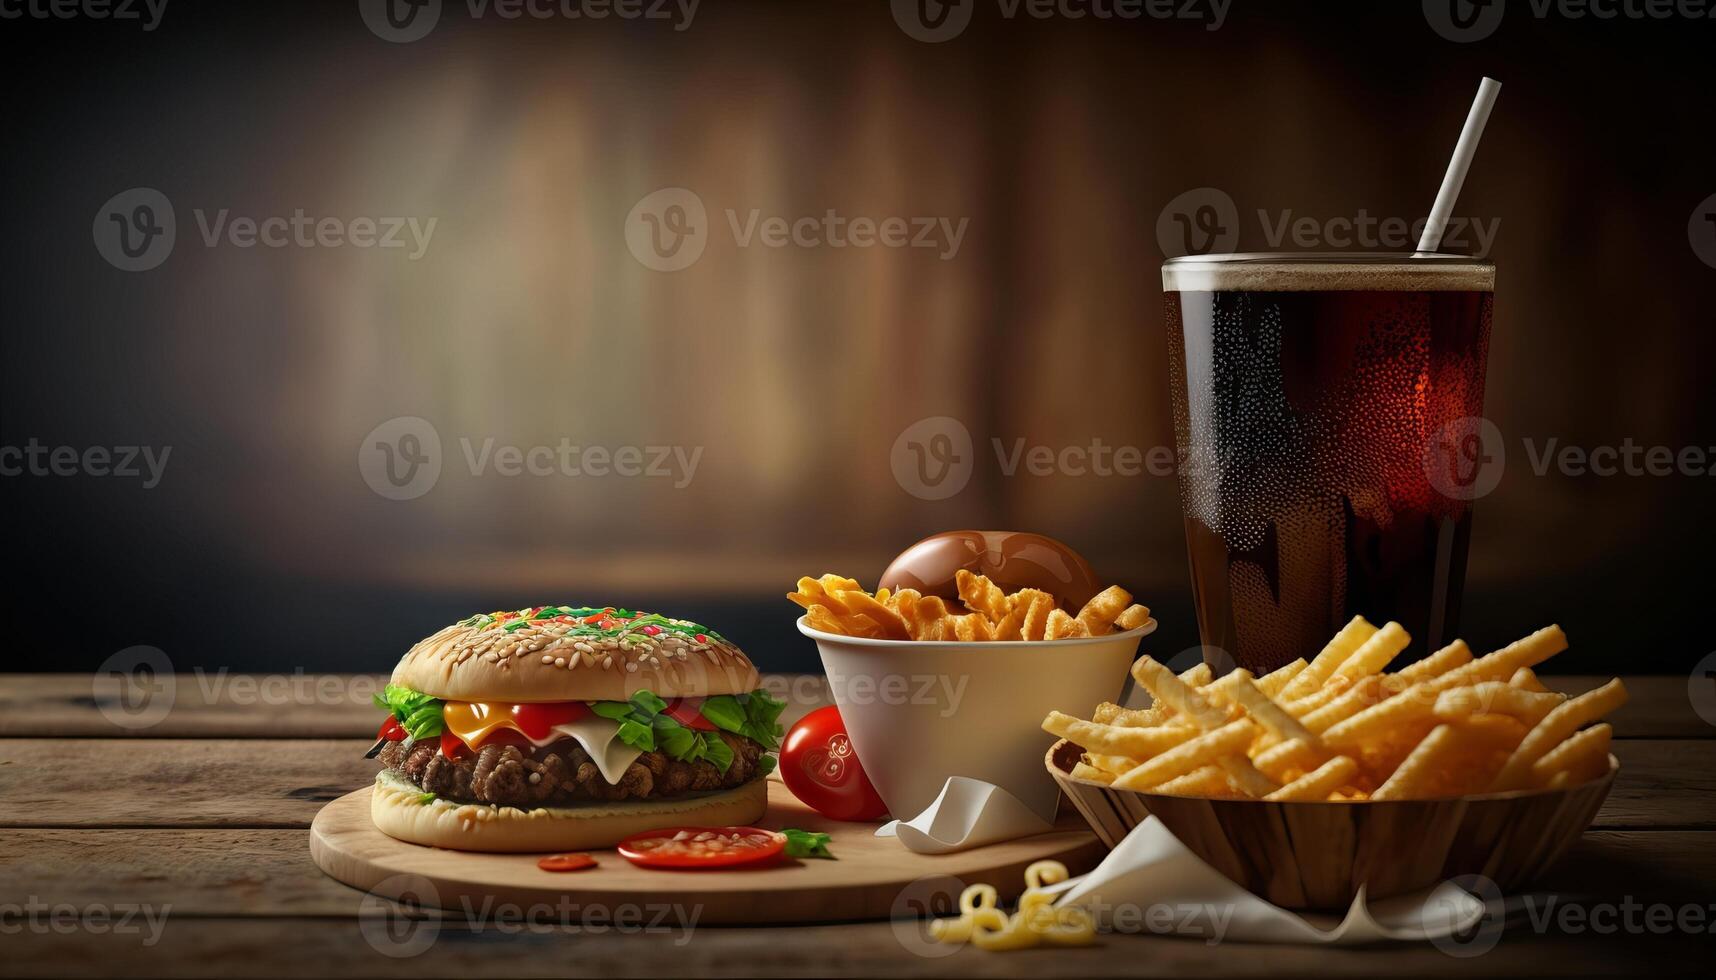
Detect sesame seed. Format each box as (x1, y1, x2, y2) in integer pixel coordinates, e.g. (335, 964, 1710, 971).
(554, 657, 567, 668)
(541, 655, 554, 664)
(602, 656, 613, 668)
(626, 662, 638, 673)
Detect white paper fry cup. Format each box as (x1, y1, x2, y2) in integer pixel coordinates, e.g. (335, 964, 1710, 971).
(798, 616, 1156, 821)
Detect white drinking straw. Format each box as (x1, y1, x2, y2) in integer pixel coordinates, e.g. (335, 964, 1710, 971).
(1416, 77, 1501, 255)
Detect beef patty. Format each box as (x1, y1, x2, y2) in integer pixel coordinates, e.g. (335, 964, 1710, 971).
(376, 732, 763, 809)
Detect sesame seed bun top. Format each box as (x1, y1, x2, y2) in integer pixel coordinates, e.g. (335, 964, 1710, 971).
(390, 606, 760, 703)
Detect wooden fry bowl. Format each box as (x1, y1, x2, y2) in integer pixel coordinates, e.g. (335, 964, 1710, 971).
(1046, 739, 1617, 909)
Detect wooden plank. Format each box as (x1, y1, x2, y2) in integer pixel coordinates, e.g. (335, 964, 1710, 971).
(4, 737, 1712, 830)
(0, 674, 835, 738)
(0, 910, 1707, 978)
(0, 739, 374, 828)
(6, 829, 1712, 921)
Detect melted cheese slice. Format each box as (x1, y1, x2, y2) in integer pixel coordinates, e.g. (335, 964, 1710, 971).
(548, 716, 646, 786)
(440, 703, 643, 785)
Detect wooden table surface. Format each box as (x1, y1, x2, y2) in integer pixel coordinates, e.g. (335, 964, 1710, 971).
(2, 673, 1712, 977)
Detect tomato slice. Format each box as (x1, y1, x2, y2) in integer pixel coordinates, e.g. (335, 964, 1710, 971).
(440, 731, 470, 759)
(376, 717, 407, 742)
(660, 698, 718, 731)
(616, 826, 786, 870)
(511, 702, 591, 741)
(536, 852, 598, 872)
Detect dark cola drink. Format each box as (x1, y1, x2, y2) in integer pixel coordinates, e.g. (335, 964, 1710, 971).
(1162, 253, 1494, 673)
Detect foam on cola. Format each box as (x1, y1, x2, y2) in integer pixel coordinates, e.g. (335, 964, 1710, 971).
(1162, 253, 1494, 673)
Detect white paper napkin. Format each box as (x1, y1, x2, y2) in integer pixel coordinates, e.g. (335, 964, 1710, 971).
(1050, 816, 1487, 944)
(875, 776, 1056, 854)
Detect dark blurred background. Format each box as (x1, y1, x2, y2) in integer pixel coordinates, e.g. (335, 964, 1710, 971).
(2, 0, 1712, 676)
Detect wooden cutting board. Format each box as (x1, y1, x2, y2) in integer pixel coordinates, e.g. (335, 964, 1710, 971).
(310, 777, 1104, 925)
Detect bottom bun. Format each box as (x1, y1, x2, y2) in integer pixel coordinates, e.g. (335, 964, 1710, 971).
(370, 770, 770, 852)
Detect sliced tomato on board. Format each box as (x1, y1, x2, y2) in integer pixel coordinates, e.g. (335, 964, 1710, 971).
(536, 852, 598, 872)
(616, 826, 786, 870)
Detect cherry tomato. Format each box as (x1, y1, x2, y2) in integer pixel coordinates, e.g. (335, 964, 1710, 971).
(376, 717, 407, 742)
(660, 698, 718, 731)
(616, 826, 785, 870)
(780, 706, 888, 821)
(510, 701, 591, 741)
(536, 852, 598, 872)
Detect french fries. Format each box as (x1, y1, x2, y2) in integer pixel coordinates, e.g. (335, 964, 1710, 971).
(788, 571, 1152, 642)
(1045, 621, 1624, 801)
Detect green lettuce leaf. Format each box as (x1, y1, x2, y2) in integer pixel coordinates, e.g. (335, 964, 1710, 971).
(590, 701, 634, 721)
(615, 719, 655, 751)
(781, 829, 834, 859)
(699, 733, 734, 774)
(372, 684, 445, 740)
(698, 695, 748, 734)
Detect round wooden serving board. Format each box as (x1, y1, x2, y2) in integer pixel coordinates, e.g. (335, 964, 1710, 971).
(311, 777, 1104, 925)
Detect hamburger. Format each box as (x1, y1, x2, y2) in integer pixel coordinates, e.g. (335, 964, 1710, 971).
(367, 605, 783, 852)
